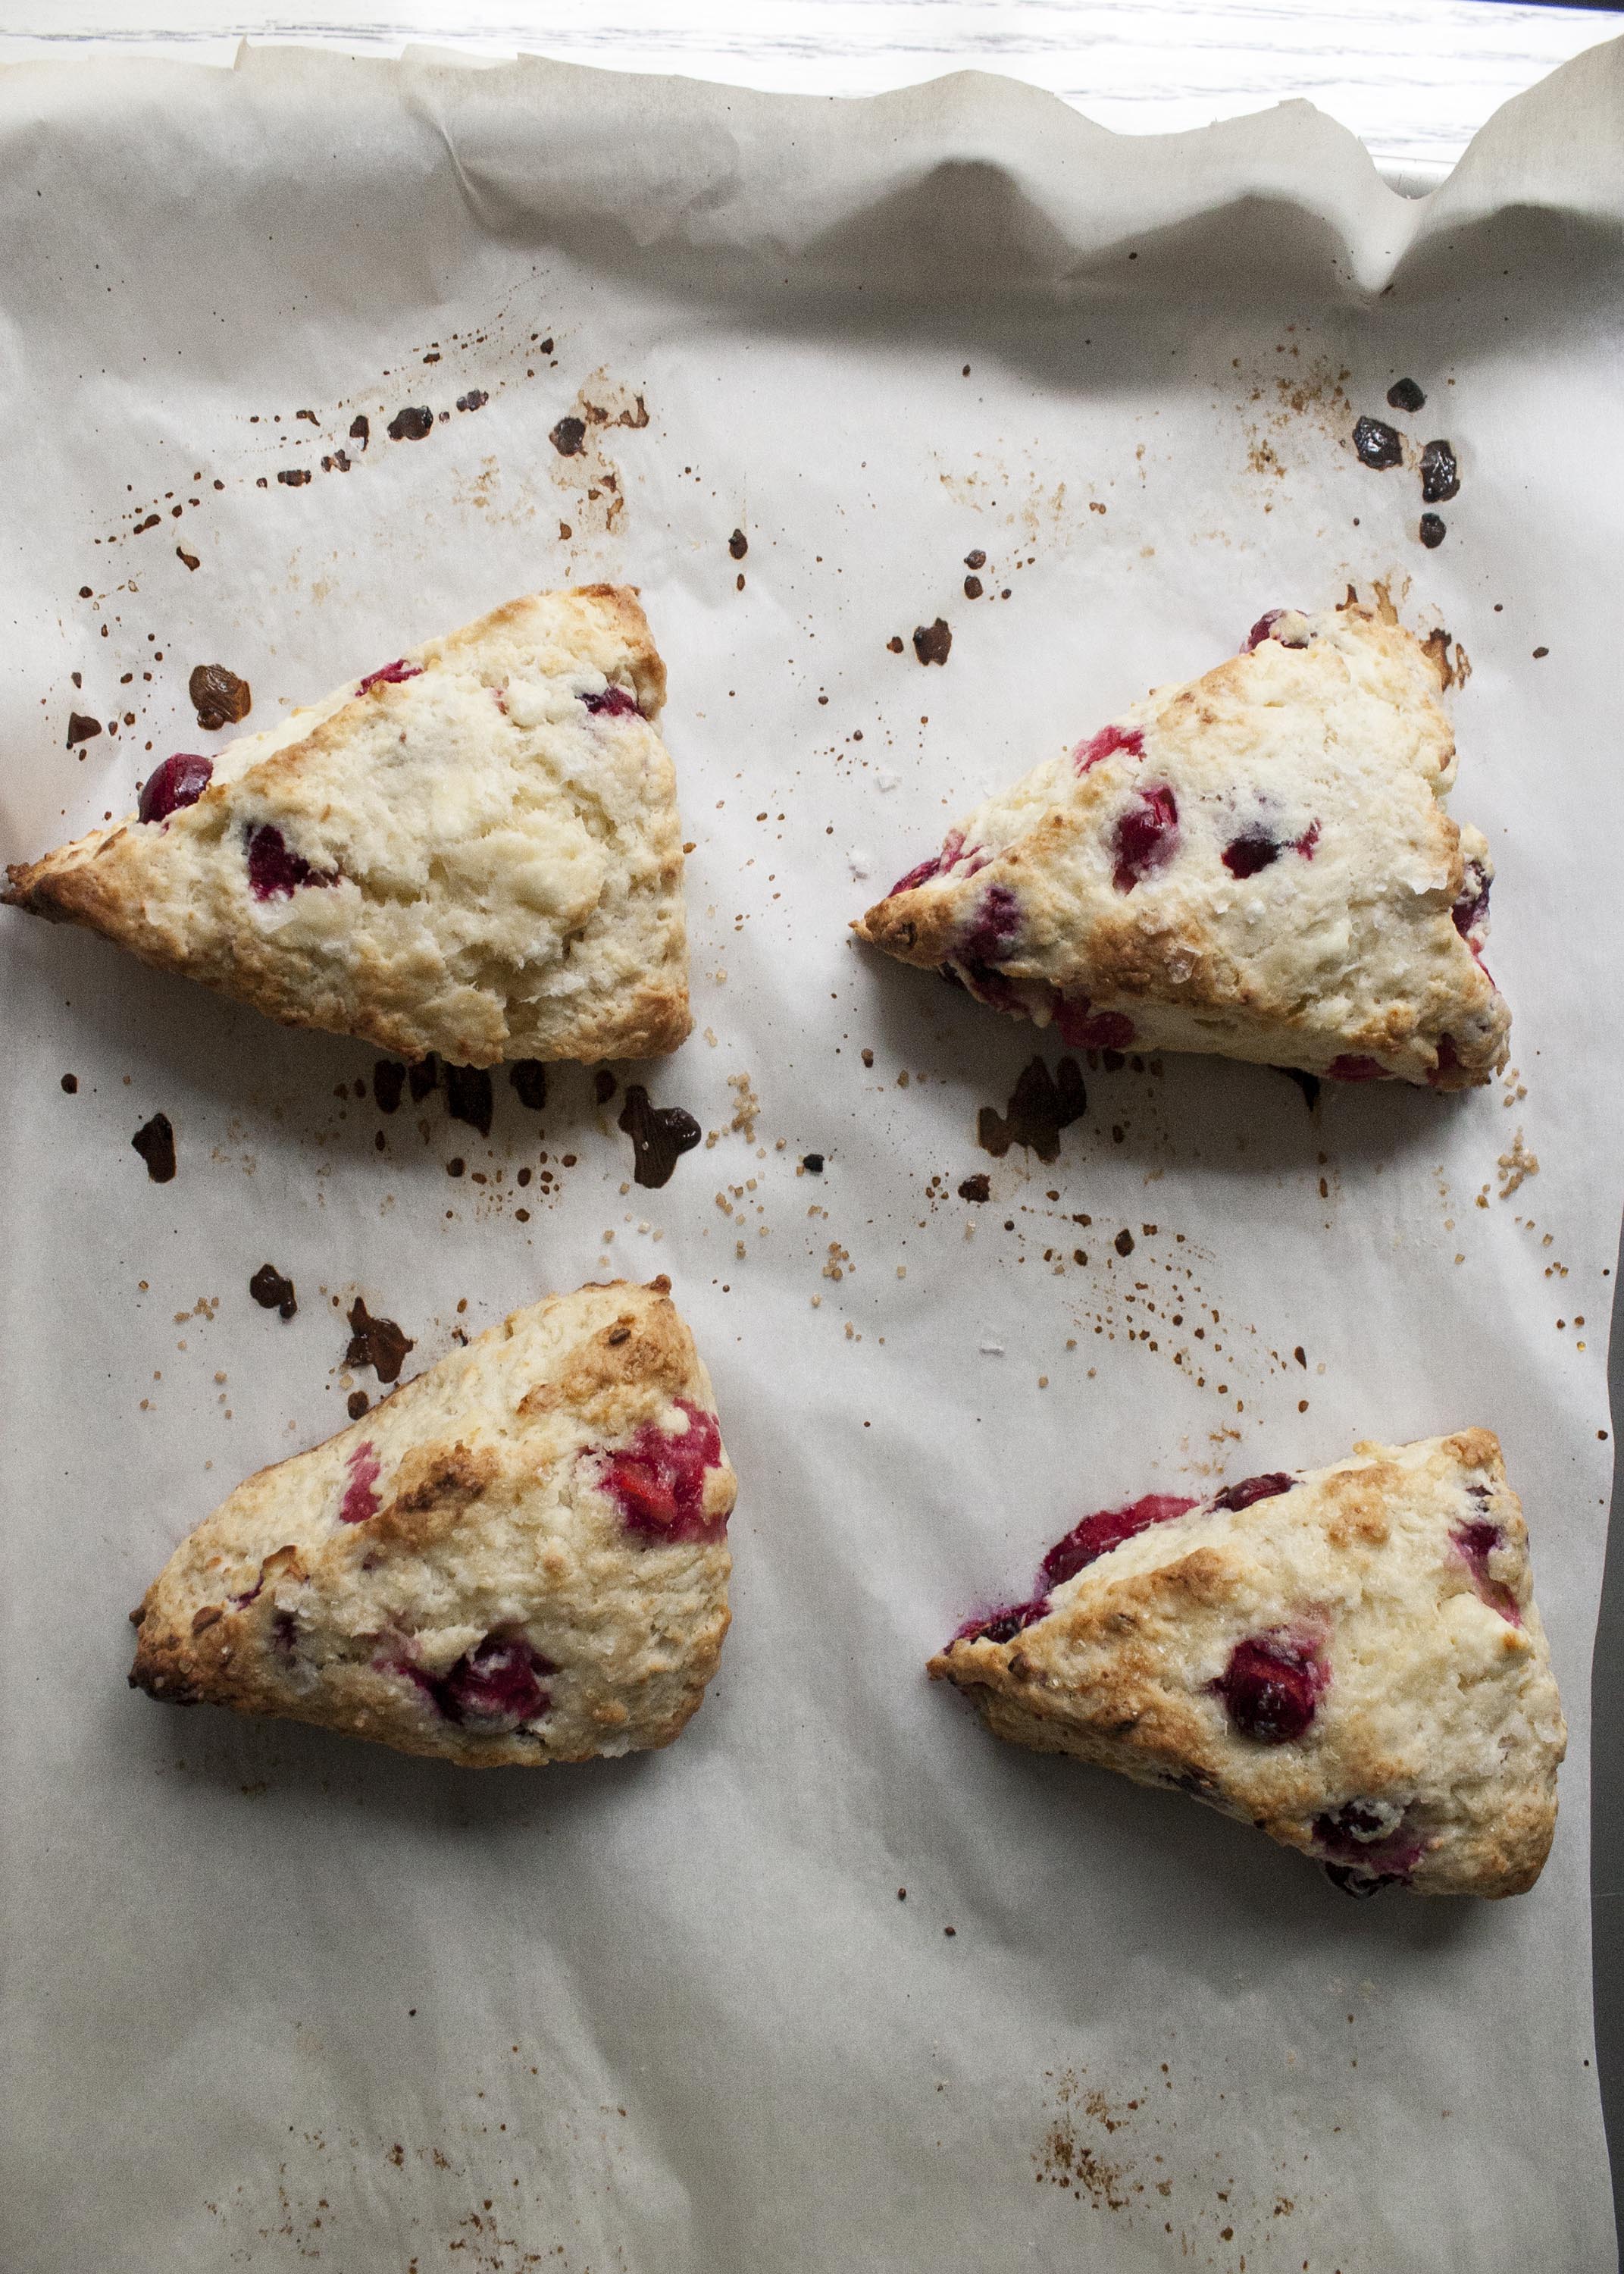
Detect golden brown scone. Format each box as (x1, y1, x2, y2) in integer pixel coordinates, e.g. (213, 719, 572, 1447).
(930, 1432, 1563, 1897)
(130, 1277, 734, 1766)
(857, 602, 1507, 1089)
(7, 587, 690, 1067)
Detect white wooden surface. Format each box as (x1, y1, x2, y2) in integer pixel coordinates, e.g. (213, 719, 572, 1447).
(0, 1, 1619, 177)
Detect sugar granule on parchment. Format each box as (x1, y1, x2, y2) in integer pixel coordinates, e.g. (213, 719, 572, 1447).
(1498, 1129, 1539, 1198)
(704, 1070, 759, 1148)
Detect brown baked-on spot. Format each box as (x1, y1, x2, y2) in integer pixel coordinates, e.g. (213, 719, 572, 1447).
(345, 1298, 414, 1383)
(132, 1112, 177, 1182)
(912, 619, 952, 666)
(188, 663, 252, 731)
(369, 1441, 499, 1536)
(1323, 1466, 1396, 1551)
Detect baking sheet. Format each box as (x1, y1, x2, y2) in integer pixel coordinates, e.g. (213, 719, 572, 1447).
(2, 36, 1622, 2273)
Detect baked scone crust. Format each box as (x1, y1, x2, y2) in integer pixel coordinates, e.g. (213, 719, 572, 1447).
(130, 1277, 734, 1765)
(6, 586, 690, 1066)
(857, 603, 1507, 1089)
(930, 1431, 1564, 1897)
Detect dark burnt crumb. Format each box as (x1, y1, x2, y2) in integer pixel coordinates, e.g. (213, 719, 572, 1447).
(802, 1152, 825, 1174)
(886, 635, 905, 653)
(249, 1264, 298, 1320)
(964, 575, 983, 599)
(1114, 1228, 1134, 1257)
(728, 528, 748, 559)
(736, 573, 745, 592)
(67, 712, 102, 747)
(509, 1059, 548, 1111)
(60, 1073, 77, 1094)
(595, 1070, 618, 1105)
(386, 406, 433, 442)
(188, 663, 250, 731)
(897, 1886, 907, 1900)
(349, 414, 370, 447)
(276, 468, 311, 487)
(618, 1085, 702, 1189)
(958, 1173, 990, 1203)
(1386, 377, 1426, 413)
(1419, 514, 1446, 549)
(455, 390, 488, 412)
(1351, 415, 1403, 470)
(1419, 438, 1460, 503)
(912, 619, 952, 666)
(446, 1157, 466, 1177)
(131, 1111, 176, 1182)
(943, 1926, 956, 1938)
(550, 414, 587, 456)
(345, 1298, 413, 1383)
(1532, 646, 1549, 660)
(373, 1060, 405, 1114)
(964, 549, 986, 569)
(347, 1390, 371, 1420)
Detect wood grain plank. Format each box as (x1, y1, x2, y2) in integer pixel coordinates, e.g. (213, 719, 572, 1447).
(0, 1, 1618, 169)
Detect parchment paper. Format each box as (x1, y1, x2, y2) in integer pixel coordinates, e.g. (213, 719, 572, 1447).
(3, 38, 1622, 2274)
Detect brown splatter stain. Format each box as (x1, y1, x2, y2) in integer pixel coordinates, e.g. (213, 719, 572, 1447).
(728, 528, 748, 559)
(387, 406, 434, 442)
(132, 1112, 176, 1182)
(978, 1057, 1086, 1164)
(619, 1085, 702, 1188)
(67, 712, 102, 747)
(345, 1298, 414, 1383)
(349, 413, 370, 449)
(1036, 2073, 1133, 2211)
(176, 546, 200, 572)
(886, 635, 905, 653)
(276, 468, 311, 487)
(188, 663, 251, 731)
(912, 618, 952, 666)
(249, 1264, 297, 1320)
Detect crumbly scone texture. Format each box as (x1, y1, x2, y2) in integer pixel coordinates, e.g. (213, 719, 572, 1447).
(929, 1432, 1563, 1897)
(856, 603, 1507, 1088)
(5, 586, 690, 1066)
(130, 1277, 735, 1765)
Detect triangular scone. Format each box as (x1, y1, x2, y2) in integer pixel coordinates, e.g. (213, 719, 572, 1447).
(857, 603, 1507, 1089)
(130, 1277, 734, 1765)
(929, 1431, 1563, 1897)
(5, 586, 690, 1066)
